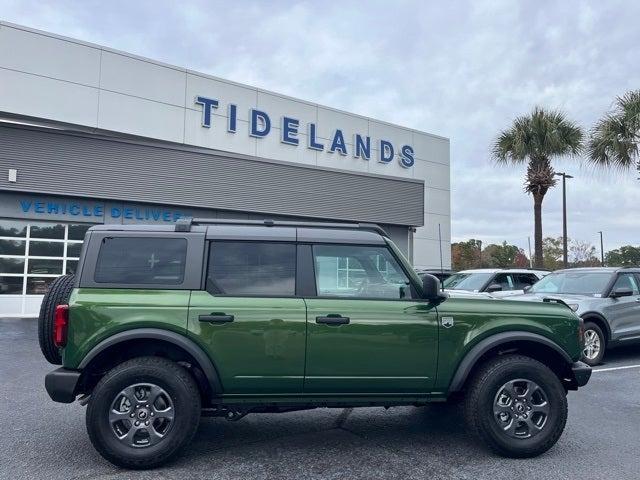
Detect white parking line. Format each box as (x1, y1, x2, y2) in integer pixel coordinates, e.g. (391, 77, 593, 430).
(593, 364, 640, 373)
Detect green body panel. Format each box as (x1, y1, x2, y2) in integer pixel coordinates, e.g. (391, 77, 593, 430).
(63, 288, 190, 368)
(187, 291, 307, 394)
(63, 287, 581, 402)
(304, 298, 438, 393)
(434, 297, 582, 391)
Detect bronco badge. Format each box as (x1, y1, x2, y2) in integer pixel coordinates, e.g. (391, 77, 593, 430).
(441, 316, 454, 328)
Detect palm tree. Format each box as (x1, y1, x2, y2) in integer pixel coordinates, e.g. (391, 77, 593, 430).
(588, 90, 640, 174)
(492, 107, 584, 268)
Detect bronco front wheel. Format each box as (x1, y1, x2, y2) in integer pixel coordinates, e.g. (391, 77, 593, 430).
(464, 355, 567, 458)
(86, 356, 201, 469)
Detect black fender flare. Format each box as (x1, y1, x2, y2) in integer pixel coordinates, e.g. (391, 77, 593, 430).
(78, 328, 222, 393)
(579, 311, 611, 343)
(448, 331, 573, 392)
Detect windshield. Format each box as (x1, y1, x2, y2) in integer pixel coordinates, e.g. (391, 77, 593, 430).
(529, 272, 612, 296)
(442, 272, 493, 291)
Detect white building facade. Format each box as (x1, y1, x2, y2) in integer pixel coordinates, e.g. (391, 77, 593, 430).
(0, 21, 451, 316)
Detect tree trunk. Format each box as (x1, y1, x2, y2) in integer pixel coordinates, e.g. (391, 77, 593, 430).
(533, 192, 544, 268)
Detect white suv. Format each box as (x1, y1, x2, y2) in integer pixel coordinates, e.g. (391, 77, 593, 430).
(442, 268, 548, 297)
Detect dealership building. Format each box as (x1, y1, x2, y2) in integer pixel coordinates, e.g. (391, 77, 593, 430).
(0, 22, 451, 316)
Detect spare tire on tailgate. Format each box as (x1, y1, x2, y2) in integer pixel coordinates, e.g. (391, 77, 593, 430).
(38, 274, 75, 365)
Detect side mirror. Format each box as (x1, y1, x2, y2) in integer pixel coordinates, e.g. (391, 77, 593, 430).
(422, 274, 447, 302)
(523, 285, 532, 293)
(611, 287, 634, 298)
(486, 283, 503, 293)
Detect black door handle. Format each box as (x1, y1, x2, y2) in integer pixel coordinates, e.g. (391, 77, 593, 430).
(199, 313, 234, 324)
(316, 315, 350, 325)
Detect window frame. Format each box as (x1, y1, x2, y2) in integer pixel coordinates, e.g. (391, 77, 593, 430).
(204, 240, 299, 298)
(308, 242, 420, 302)
(79, 231, 204, 290)
(0, 219, 94, 296)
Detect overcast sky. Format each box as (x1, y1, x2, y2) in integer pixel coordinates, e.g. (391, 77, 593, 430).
(2, 0, 639, 255)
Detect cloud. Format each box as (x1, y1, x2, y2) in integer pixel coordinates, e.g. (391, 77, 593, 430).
(1, 0, 639, 253)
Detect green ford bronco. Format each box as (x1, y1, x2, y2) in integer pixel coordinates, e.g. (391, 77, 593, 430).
(39, 219, 591, 469)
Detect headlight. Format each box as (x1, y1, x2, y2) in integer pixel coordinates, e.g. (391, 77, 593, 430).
(568, 304, 579, 312)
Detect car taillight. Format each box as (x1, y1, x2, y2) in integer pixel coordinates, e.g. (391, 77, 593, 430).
(54, 304, 69, 347)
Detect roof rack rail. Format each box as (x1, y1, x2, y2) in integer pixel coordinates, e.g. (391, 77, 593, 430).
(174, 217, 389, 237)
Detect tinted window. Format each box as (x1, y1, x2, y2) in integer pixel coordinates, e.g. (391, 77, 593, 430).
(29, 241, 64, 257)
(0, 239, 26, 256)
(30, 222, 65, 239)
(28, 259, 63, 275)
(26, 277, 57, 294)
(0, 219, 27, 237)
(68, 224, 93, 241)
(611, 273, 639, 295)
(95, 237, 187, 284)
(207, 242, 296, 296)
(491, 273, 514, 290)
(530, 272, 612, 296)
(67, 242, 83, 258)
(0, 276, 23, 294)
(0, 258, 25, 274)
(65, 260, 78, 275)
(515, 274, 539, 289)
(443, 272, 493, 291)
(313, 244, 412, 299)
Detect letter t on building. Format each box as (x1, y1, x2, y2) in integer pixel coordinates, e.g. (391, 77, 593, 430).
(195, 96, 219, 128)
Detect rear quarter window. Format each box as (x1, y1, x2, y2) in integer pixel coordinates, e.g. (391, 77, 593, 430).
(94, 237, 188, 285)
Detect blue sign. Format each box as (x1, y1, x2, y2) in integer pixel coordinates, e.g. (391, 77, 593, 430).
(19, 200, 186, 222)
(195, 95, 415, 168)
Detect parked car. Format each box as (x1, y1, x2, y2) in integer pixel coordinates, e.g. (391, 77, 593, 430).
(442, 268, 548, 297)
(39, 219, 590, 468)
(509, 267, 640, 366)
(415, 268, 455, 282)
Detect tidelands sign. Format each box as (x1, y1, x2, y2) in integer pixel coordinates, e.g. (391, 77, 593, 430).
(195, 96, 415, 168)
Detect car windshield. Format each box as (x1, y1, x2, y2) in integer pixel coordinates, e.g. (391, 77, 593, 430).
(529, 272, 612, 296)
(442, 272, 493, 291)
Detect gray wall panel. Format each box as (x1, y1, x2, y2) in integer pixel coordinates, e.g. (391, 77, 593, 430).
(0, 124, 424, 226)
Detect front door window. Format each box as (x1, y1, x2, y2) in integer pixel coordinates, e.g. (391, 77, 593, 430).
(611, 273, 640, 295)
(312, 244, 412, 299)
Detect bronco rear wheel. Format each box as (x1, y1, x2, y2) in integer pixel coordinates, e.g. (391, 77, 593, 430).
(38, 274, 75, 365)
(464, 355, 567, 458)
(86, 356, 201, 469)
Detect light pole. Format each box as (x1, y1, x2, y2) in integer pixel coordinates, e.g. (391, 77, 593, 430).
(554, 172, 573, 268)
(598, 231, 604, 266)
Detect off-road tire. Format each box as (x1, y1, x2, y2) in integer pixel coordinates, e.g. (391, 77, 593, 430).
(582, 321, 605, 366)
(464, 355, 568, 458)
(38, 274, 75, 365)
(86, 356, 201, 469)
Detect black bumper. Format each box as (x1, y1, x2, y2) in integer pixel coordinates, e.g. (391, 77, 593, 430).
(568, 361, 592, 388)
(45, 368, 81, 403)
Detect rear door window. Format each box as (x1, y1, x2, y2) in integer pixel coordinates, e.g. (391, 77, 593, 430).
(94, 237, 187, 284)
(207, 242, 296, 296)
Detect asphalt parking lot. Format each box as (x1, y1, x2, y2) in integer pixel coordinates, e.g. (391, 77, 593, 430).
(1, 317, 640, 480)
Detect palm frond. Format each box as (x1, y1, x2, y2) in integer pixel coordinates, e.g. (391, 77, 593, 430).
(492, 106, 584, 166)
(588, 113, 637, 170)
(588, 89, 640, 170)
